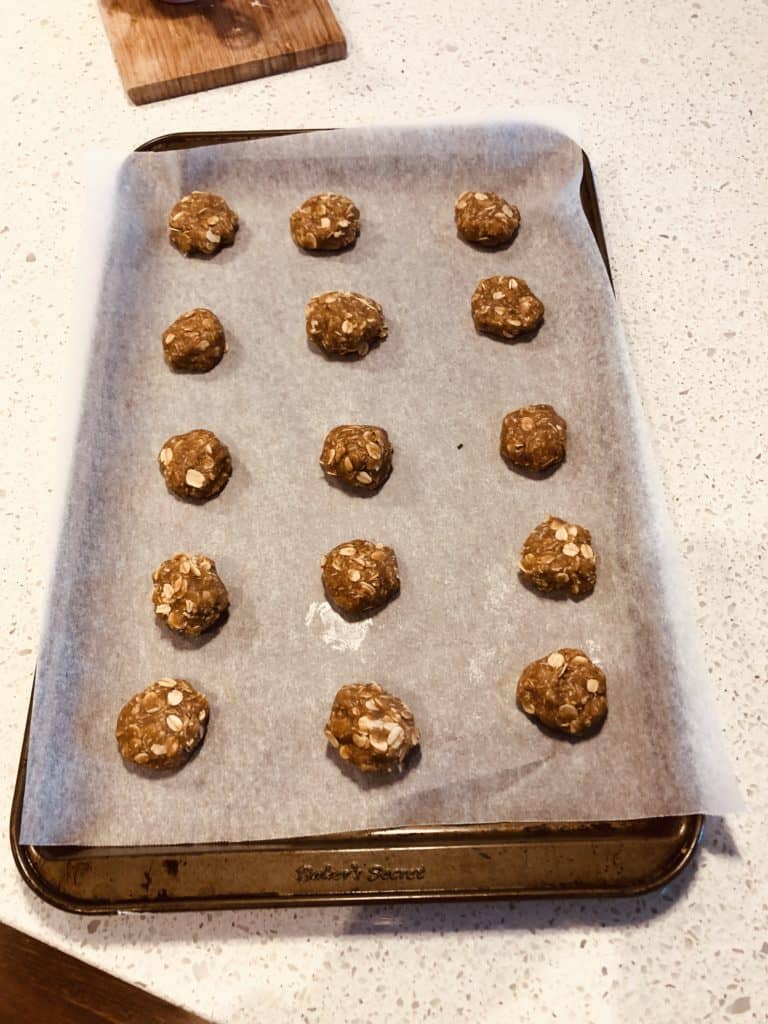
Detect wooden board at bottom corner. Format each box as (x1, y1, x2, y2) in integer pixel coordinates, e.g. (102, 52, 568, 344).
(98, 0, 347, 105)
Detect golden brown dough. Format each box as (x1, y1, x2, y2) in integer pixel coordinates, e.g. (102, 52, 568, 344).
(321, 540, 399, 617)
(306, 291, 387, 357)
(471, 275, 544, 339)
(455, 190, 520, 246)
(325, 682, 420, 773)
(152, 553, 229, 637)
(519, 516, 597, 597)
(162, 308, 226, 373)
(116, 678, 209, 771)
(158, 429, 232, 502)
(168, 191, 238, 256)
(320, 424, 393, 491)
(517, 648, 607, 737)
(290, 193, 359, 251)
(500, 404, 566, 472)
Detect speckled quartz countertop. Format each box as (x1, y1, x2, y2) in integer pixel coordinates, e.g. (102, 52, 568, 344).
(0, 2, 766, 1021)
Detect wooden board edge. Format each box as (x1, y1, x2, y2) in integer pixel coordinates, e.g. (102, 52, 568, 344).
(126, 37, 347, 105)
(0, 922, 213, 1023)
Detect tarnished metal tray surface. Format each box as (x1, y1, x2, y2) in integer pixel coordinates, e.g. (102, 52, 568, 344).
(9, 129, 702, 913)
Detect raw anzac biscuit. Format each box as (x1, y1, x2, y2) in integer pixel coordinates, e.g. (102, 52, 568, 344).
(290, 192, 359, 251)
(471, 275, 544, 339)
(322, 539, 400, 617)
(306, 291, 387, 357)
(454, 190, 520, 246)
(519, 516, 596, 596)
(500, 404, 567, 472)
(320, 424, 393, 491)
(162, 308, 226, 373)
(116, 678, 209, 771)
(158, 428, 232, 501)
(517, 648, 607, 737)
(152, 553, 229, 637)
(325, 682, 420, 774)
(168, 191, 238, 256)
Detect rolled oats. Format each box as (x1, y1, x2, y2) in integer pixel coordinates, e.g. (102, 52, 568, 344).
(325, 682, 420, 773)
(157, 428, 232, 501)
(162, 307, 227, 373)
(320, 424, 393, 491)
(517, 648, 607, 737)
(168, 191, 238, 256)
(500, 404, 567, 472)
(290, 192, 359, 251)
(115, 678, 209, 771)
(471, 275, 544, 339)
(152, 553, 229, 637)
(322, 539, 399, 617)
(306, 290, 387, 357)
(454, 190, 520, 247)
(519, 516, 597, 596)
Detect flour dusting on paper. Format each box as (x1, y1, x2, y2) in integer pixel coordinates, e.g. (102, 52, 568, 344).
(305, 601, 372, 652)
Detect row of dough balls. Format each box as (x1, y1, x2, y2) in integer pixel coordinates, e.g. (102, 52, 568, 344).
(116, 643, 608, 775)
(164, 189, 540, 364)
(153, 421, 593, 602)
(156, 405, 568, 504)
(117, 504, 602, 776)
(148, 494, 597, 652)
(167, 188, 520, 258)
(159, 273, 542, 375)
(116, 497, 603, 776)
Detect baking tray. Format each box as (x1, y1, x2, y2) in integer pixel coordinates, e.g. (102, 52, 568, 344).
(9, 129, 703, 913)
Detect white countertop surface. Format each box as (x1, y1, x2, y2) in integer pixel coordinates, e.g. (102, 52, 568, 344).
(0, 2, 766, 1021)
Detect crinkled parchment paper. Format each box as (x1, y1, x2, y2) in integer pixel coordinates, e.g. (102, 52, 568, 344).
(21, 122, 741, 845)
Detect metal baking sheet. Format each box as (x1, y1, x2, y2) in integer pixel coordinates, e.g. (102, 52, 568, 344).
(19, 121, 739, 848)
(9, 132, 701, 913)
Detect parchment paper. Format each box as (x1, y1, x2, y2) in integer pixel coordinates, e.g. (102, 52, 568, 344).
(21, 122, 741, 846)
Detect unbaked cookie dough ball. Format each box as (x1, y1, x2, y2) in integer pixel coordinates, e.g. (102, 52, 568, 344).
(455, 190, 520, 246)
(306, 291, 387, 358)
(517, 648, 607, 737)
(168, 191, 238, 256)
(471, 275, 544, 339)
(321, 539, 400, 617)
(500, 404, 567, 472)
(162, 308, 226, 373)
(290, 192, 359, 251)
(116, 678, 209, 771)
(325, 682, 420, 774)
(519, 516, 596, 597)
(320, 425, 393, 491)
(158, 429, 232, 501)
(152, 553, 229, 637)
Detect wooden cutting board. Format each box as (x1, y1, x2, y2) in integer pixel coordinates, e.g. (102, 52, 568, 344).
(98, 0, 347, 105)
(0, 922, 212, 1024)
